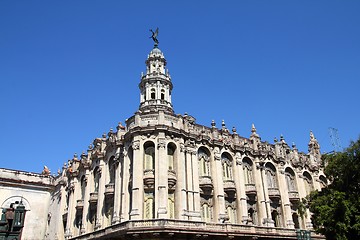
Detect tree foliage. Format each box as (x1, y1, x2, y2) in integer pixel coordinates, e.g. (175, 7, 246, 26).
(308, 138, 360, 240)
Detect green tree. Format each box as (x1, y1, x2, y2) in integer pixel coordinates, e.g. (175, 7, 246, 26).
(308, 138, 360, 240)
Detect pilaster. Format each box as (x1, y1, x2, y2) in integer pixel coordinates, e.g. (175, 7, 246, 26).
(296, 173, 313, 229)
(178, 142, 188, 219)
(190, 149, 201, 221)
(112, 152, 122, 224)
(156, 136, 168, 218)
(278, 167, 294, 228)
(212, 147, 226, 222)
(81, 170, 90, 235)
(255, 162, 274, 227)
(95, 159, 105, 230)
(130, 139, 143, 220)
(121, 146, 131, 221)
(65, 178, 76, 239)
(185, 149, 194, 215)
(235, 155, 248, 224)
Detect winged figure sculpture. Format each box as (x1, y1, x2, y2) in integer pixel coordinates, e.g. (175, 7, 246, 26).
(150, 27, 159, 46)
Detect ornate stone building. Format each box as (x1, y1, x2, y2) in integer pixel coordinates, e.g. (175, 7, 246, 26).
(1, 41, 326, 240)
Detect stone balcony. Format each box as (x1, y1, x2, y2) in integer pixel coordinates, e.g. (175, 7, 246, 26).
(105, 183, 115, 198)
(143, 169, 155, 189)
(89, 192, 98, 205)
(168, 170, 177, 190)
(288, 191, 300, 201)
(76, 199, 84, 211)
(268, 188, 281, 199)
(223, 180, 236, 198)
(245, 183, 257, 195)
(199, 176, 213, 195)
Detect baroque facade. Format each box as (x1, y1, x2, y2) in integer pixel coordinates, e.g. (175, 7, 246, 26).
(1, 42, 326, 240)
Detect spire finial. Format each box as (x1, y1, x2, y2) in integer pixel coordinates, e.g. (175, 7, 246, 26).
(251, 123, 257, 133)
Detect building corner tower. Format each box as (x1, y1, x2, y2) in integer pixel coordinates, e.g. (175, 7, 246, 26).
(139, 45, 174, 114)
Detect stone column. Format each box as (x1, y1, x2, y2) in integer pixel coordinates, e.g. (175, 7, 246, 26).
(156, 137, 168, 218)
(81, 169, 90, 234)
(58, 183, 67, 240)
(185, 149, 194, 215)
(296, 173, 313, 229)
(95, 159, 105, 230)
(212, 147, 226, 222)
(234, 154, 247, 224)
(262, 164, 274, 227)
(278, 168, 294, 228)
(86, 167, 94, 233)
(254, 162, 273, 227)
(191, 149, 201, 221)
(65, 178, 76, 239)
(177, 142, 188, 219)
(120, 147, 131, 221)
(112, 153, 122, 224)
(130, 139, 143, 220)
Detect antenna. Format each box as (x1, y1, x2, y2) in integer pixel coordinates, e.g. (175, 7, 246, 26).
(328, 127, 342, 152)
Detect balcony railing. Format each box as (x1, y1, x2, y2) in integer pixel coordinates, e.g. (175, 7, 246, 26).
(143, 169, 155, 189)
(288, 191, 300, 201)
(245, 183, 256, 195)
(223, 180, 236, 197)
(76, 199, 84, 210)
(168, 170, 177, 190)
(89, 192, 98, 205)
(268, 187, 281, 199)
(199, 175, 213, 195)
(105, 183, 115, 197)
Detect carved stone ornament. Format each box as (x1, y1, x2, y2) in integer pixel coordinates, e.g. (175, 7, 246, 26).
(132, 140, 140, 150)
(157, 138, 166, 149)
(214, 148, 221, 161)
(180, 142, 185, 152)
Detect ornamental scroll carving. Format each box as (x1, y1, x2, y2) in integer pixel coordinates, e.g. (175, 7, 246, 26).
(132, 140, 140, 150)
(157, 138, 166, 149)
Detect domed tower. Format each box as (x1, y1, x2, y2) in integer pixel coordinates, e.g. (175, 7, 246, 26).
(138, 44, 174, 114)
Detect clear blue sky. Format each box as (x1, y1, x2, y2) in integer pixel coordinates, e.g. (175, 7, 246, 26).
(1, 1, 359, 174)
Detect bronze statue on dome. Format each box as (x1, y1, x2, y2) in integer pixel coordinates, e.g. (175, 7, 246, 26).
(150, 27, 159, 47)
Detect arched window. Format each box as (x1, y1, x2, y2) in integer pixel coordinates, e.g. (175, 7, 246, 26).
(168, 192, 175, 219)
(248, 208, 256, 225)
(227, 205, 237, 224)
(167, 144, 175, 171)
(105, 205, 113, 227)
(151, 88, 156, 99)
(293, 213, 300, 229)
(89, 209, 97, 230)
(201, 203, 211, 222)
(303, 172, 313, 195)
(161, 89, 165, 100)
(319, 175, 327, 189)
(265, 163, 278, 189)
(144, 142, 155, 170)
(108, 156, 115, 184)
(144, 192, 155, 219)
(285, 168, 297, 192)
(75, 213, 82, 231)
(243, 157, 254, 184)
(222, 153, 233, 180)
(93, 167, 100, 192)
(271, 210, 280, 227)
(198, 147, 210, 176)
